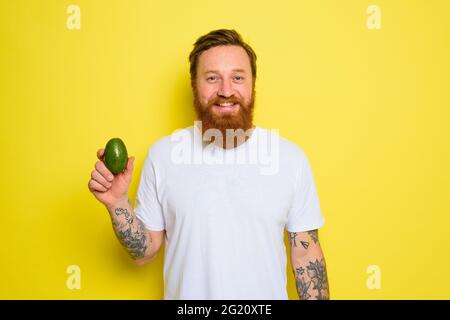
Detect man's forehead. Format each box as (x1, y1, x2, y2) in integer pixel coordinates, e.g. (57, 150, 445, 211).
(198, 46, 251, 72)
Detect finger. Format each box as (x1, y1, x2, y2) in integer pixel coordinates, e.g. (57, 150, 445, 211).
(95, 160, 114, 182)
(97, 148, 105, 160)
(91, 170, 112, 189)
(88, 179, 107, 192)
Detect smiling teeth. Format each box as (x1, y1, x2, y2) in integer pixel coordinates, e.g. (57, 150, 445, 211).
(218, 103, 235, 107)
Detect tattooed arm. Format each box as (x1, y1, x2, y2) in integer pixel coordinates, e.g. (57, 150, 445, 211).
(106, 197, 164, 265)
(288, 229, 330, 300)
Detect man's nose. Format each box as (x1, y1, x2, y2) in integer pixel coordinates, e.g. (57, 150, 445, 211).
(217, 79, 233, 98)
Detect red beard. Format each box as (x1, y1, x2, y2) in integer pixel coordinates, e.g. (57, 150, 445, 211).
(193, 86, 255, 148)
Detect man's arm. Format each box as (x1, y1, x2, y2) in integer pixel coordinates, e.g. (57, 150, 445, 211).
(288, 229, 330, 300)
(106, 196, 164, 265)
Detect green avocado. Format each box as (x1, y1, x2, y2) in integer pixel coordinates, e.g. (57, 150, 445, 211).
(103, 138, 128, 175)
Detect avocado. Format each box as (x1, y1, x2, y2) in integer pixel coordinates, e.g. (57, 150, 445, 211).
(103, 138, 128, 175)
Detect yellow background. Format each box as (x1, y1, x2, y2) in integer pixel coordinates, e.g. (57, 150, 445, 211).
(1, 0, 449, 299)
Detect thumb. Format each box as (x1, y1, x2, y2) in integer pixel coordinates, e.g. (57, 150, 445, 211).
(125, 156, 135, 174)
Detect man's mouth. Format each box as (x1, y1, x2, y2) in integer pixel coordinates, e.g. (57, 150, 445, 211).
(213, 102, 240, 113)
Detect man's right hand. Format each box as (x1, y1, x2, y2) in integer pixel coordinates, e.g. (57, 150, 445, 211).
(88, 148, 135, 209)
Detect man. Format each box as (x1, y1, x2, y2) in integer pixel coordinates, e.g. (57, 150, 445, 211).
(88, 29, 329, 300)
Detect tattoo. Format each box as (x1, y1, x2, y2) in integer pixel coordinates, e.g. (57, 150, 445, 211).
(112, 207, 148, 258)
(115, 207, 134, 224)
(289, 230, 329, 299)
(306, 258, 329, 299)
(296, 266, 305, 276)
(296, 277, 311, 300)
(307, 230, 319, 244)
(293, 258, 329, 300)
(300, 241, 310, 249)
(288, 232, 297, 247)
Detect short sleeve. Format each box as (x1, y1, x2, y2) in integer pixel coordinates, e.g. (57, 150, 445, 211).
(134, 147, 165, 231)
(285, 151, 325, 232)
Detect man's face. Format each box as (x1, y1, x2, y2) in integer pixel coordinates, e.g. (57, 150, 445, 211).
(192, 45, 255, 140)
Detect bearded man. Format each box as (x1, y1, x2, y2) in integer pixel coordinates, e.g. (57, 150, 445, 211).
(88, 29, 329, 300)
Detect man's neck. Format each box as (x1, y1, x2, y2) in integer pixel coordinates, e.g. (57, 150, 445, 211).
(197, 123, 256, 149)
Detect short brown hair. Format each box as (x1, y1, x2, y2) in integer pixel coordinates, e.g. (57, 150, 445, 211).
(189, 29, 257, 82)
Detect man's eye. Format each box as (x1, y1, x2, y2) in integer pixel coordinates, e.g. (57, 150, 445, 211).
(207, 76, 218, 81)
(234, 76, 244, 81)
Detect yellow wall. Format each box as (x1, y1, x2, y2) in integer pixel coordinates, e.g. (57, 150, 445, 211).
(1, 0, 449, 299)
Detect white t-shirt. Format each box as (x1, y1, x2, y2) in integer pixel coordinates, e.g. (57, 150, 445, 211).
(134, 124, 325, 299)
